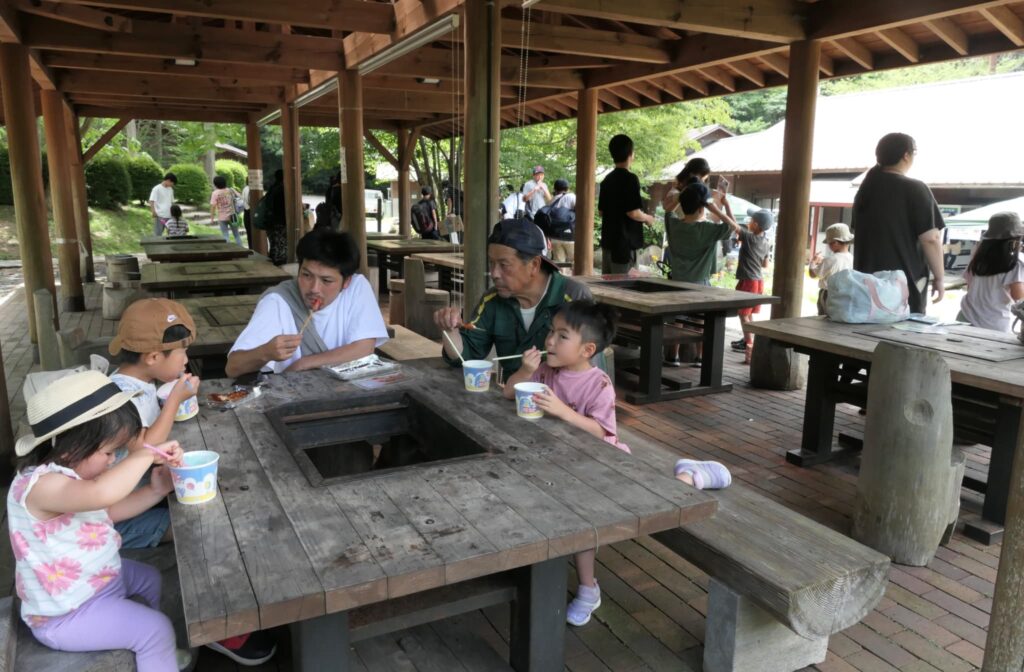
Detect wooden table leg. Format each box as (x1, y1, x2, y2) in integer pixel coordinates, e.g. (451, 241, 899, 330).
(623, 315, 665, 404)
(963, 400, 1021, 545)
(509, 556, 568, 672)
(378, 252, 389, 299)
(788, 352, 845, 467)
(291, 611, 350, 672)
(699, 312, 728, 390)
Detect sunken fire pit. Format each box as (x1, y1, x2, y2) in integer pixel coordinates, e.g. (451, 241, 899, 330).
(266, 389, 499, 486)
(594, 279, 692, 293)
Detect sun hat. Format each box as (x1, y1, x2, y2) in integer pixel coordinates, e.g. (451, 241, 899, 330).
(16, 371, 142, 457)
(488, 218, 560, 272)
(746, 208, 774, 232)
(824, 222, 855, 243)
(109, 298, 196, 355)
(983, 212, 1024, 240)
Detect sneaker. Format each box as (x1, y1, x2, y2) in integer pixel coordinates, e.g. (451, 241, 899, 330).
(730, 340, 748, 352)
(663, 357, 682, 368)
(567, 582, 601, 626)
(205, 631, 277, 667)
(690, 357, 702, 368)
(674, 459, 732, 490)
(176, 649, 192, 671)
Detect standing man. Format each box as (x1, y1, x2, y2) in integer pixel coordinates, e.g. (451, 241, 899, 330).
(411, 186, 440, 240)
(148, 173, 176, 237)
(598, 135, 656, 274)
(521, 165, 552, 222)
(535, 178, 577, 263)
(852, 132, 945, 313)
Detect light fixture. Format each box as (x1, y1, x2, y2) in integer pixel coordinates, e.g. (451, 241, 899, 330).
(173, 58, 197, 66)
(355, 13, 460, 76)
(293, 77, 339, 109)
(417, 77, 442, 85)
(256, 109, 281, 127)
(521, 0, 543, 7)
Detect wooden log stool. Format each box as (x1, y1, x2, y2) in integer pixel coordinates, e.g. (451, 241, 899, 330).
(852, 341, 965, 566)
(393, 258, 449, 340)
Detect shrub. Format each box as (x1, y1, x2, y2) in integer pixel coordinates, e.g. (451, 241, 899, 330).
(215, 159, 247, 190)
(0, 145, 50, 206)
(166, 163, 210, 205)
(84, 156, 131, 209)
(126, 154, 164, 205)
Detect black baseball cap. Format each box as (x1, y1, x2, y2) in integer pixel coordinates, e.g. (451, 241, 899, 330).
(488, 218, 560, 272)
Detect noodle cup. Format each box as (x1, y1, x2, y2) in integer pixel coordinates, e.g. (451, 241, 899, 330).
(168, 450, 219, 505)
(514, 382, 548, 420)
(462, 360, 492, 392)
(156, 381, 199, 422)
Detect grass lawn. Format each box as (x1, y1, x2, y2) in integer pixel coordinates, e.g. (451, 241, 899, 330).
(0, 203, 225, 260)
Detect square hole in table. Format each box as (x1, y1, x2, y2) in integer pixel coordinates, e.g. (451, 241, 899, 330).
(594, 279, 690, 293)
(180, 263, 245, 275)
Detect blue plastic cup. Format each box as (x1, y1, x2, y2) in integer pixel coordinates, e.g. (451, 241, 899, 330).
(514, 382, 547, 420)
(168, 450, 220, 505)
(463, 360, 493, 392)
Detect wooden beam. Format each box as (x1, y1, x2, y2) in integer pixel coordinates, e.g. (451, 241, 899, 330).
(574, 88, 598, 276)
(808, 0, 1013, 40)
(503, 22, 672, 64)
(877, 28, 920, 62)
(527, 55, 617, 70)
(22, 14, 346, 71)
(69, 94, 263, 112)
(696, 66, 736, 92)
(17, 1, 131, 33)
(596, 89, 622, 110)
(499, 66, 584, 90)
(979, 5, 1024, 47)
(655, 75, 684, 100)
(724, 59, 766, 86)
(363, 74, 460, 95)
(363, 89, 460, 114)
(610, 84, 642, 106)
(73, 105, 249, 123)
(923, 17, 969, 55)
(624, 80, 662, 104)
(534, 0, 805, 44)
(82, 118, 129, 162)
(343, 0, 460, 69)
(48, 0, 394, 33)
(364, 129, 398, 168)
(42, 52, 310, 83)
(833, 37, 874, 69)
(818, 52, 835, 76)
(759, 52, 790, 76)
(672, 71, 709, 95)
(59, 71, 285, 104)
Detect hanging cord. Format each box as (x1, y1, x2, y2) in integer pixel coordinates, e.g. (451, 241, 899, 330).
(451, 11, 465, 310)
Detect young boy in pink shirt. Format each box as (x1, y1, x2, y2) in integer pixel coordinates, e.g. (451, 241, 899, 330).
(505, 300, 730, 626)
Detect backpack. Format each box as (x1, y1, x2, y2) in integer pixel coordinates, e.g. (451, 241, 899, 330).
(825, 269, 910, 323)
(533, 194, 576, 240)
(232, 189, 246, 214)
(251, 195, 273, 231)
(411, 199, 435, 234)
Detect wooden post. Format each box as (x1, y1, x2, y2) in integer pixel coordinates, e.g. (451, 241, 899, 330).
(339, 68, 368, 278)
(985, 409, 1024, 669)
(41, 91, 85, 312)
(771, 39, 820, 320)
(245, 122, 268, 255)
(0, 44, 59, 349)
(464, 0, 501, 318)
(63, 104, 94, 283)
(574, 88, 598, 276)
(280, 103, 302, 263)
(397, 126, 413, 238)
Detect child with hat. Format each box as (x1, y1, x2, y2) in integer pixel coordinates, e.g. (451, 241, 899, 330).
(809, 223, 855, 316)
(107, 298, 199, 550)
(959, 212, 1024, 332)
(9, 371, 190, 670)
(732, 208, 774, 363)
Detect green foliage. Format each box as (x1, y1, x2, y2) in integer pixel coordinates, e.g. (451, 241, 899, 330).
(166, 163, 210, 205)
(0, 145, 12, 206)
(126, 154, 164, 205)
(724, 88, 788, 134)
(820, 53, 1024, 95)
(84, 156, 132, 209)
(214, 159, 247, 189)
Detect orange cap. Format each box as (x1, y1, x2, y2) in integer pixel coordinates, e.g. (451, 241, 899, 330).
(108, 298, 196, 355)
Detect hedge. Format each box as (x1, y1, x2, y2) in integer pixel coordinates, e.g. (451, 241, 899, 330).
(166, 163, 210, 205)
(0, 145, 50, 206)
(215, 159, 247, 190)
(126, 155, 165, 205)
(84, 156, 131, 209)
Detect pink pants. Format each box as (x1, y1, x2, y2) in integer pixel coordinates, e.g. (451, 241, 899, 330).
(31, 558, 177, 672)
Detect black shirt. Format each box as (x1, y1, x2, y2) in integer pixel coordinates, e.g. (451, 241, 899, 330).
(851, 168, 944, 313)
(736, 228, 772, 281)
(598, 167, 644, 264)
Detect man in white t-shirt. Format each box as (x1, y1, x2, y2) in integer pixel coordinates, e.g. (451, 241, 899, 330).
(148, 173, 177, 236)
(226, 229, 389, 377)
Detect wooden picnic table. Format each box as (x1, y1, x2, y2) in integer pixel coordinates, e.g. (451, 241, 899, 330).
(168, 361, 715, 671)
(410, 251, 464, 291)
(575, 275, 779, 404)
(140, 259, 290, 298)
(139, 234, 224, 245)
(747, 315, 1024, 545)
(367, 231, 407, 241)
(142, 239, 253, 263)
(367, 239, 459, 298)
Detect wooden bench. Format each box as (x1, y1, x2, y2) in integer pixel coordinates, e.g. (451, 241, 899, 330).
(378, 324, 439, 362)
(7, 545, 196, 672)
(626, 430, 890, 672)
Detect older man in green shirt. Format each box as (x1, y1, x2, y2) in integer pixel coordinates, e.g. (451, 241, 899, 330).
(435, 219, 591, 377)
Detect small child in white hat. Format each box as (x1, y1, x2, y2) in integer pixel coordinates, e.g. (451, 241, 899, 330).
(810, 223, 855, 315)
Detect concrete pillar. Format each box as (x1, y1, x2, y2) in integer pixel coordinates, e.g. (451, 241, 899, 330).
(63, 104, 94, 282)
(0, 44, 59, 348)
(41, 91, 85, 312)
(463, 0, 501, 318)
(397, 126, 413, 238)
(280, 103, 302, 263)
(33, 289, 61, 371)
(245, 122, 268, 255)
(339, 68, 368, 278)
(751, 39, 820, 391)
(574, 88, 598, 276)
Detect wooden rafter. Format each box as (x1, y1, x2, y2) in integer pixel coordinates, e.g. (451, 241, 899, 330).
(74, 105, 248, 123)
(16, 1, 131, 33)
(42, 53, 311, 83)
(533, 0, 806, 44)
(48, 0, 394, 34)
(979, 5, 1024, 47)
(343, 0, 460, 69)
(819, 52, 835, 76)
(696, 65, 736, 92)
(610, 85, 642, 106)
(877, 27, 920, 62)
(923, 17, 969, 55)
(58, 71, 286, 104)
(759, 52, 790, 76)
(833, 37, 874, 69)
(623, 80, 662, 104)
(656, 75, 684, 100)
(807, 0, 1015, 40)
(82, 118, 129, 162)
(501, 21, 673, 64)
(672, 71, 709, 95)
(596, 89, 622, 110)
(364, 129, 398, 167)
(724, 59, 766, 86)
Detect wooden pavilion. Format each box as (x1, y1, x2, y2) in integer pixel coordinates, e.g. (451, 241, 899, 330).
(1, 1, 1024, 668)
